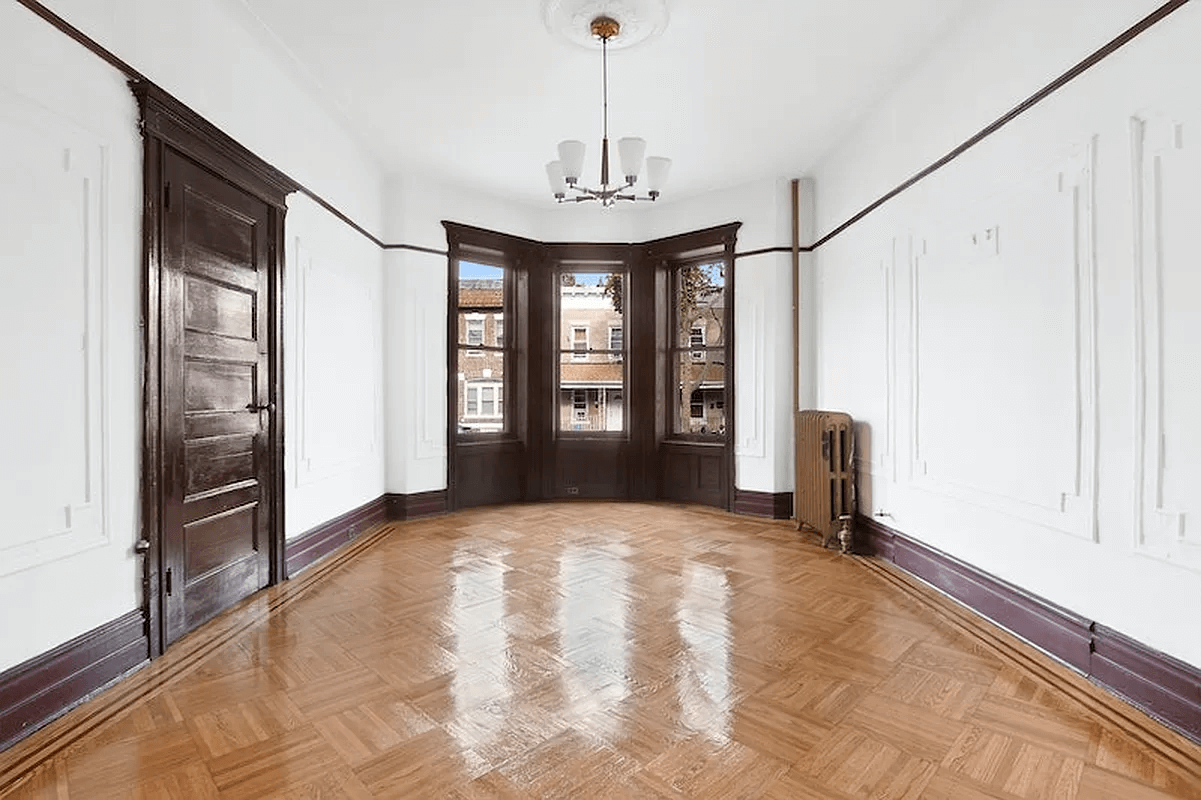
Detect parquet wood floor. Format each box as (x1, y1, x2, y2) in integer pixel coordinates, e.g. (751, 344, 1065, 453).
(3, 503, 1200, 798)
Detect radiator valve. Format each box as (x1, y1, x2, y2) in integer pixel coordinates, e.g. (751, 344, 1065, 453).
(837, 514, 854, 555)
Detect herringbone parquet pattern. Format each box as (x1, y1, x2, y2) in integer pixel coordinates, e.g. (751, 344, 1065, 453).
(3, 503, 1200, 798)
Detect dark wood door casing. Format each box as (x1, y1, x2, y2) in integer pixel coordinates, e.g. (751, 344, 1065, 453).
(135, 82, 295, 657)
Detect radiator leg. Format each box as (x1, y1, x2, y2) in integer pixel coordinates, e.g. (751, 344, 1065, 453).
(837, 514, 854, 555)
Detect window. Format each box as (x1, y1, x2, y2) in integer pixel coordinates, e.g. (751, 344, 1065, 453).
(455, 259, 507, 435)
(571, 326, 588, 361)
(466, 317, 484, 345)
(558, 269, 626, 433)
(609, 325, 623, 362)
(458, 381, 497, 418)
(573, 389, 587, 422)
(671, 260, 727, 438)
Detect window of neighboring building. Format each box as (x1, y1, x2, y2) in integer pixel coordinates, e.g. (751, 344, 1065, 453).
(609, 325, 623, 362)
(494, 314, 504, 347)
(573, 389, 587, 422)
(571, 326, 588, 361)
(690, 325, 705, 362)
(690, 390, 704, 418)
(465, 382, 502, 417)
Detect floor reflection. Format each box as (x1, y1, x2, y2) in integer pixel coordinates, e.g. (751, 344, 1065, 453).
(677, 561, 733, 741)
(557, 538, 632, 739)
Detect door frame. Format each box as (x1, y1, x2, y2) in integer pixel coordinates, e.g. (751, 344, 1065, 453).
(133, 82, 296, 657)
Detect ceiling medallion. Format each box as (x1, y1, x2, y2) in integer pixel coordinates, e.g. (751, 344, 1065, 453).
(541, 0, 668, 51)
(543, 8, 671, 206)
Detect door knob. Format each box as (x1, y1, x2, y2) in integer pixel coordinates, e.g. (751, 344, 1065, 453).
(246, 403, 275, 413)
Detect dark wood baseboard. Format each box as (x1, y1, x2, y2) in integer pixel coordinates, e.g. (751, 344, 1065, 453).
(733, 489, 793, 519)
(385, 489, 448, 521)
(1091, 624, 1201, 744)
(0, 610, 147, 751)
(856, 514, 1201, 745)
(284, 495, 389, 577)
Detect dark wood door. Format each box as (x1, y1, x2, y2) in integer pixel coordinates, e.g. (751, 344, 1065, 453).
(160, 150, 274, 644)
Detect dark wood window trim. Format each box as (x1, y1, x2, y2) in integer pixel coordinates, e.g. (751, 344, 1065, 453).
(132, 81, 295, 658)
(444, 222, 740, 510)
(444, 223, 534, 510)
(649, 223, 740, 510)
(553, 251, 632, 440)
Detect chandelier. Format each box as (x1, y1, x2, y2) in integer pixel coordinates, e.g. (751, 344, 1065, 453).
(545, 15, 671, 206)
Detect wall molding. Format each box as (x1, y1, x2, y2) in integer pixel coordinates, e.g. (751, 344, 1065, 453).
(1131, 112, 1201, 571)
(0, 610, 147, 752)
(733, 489, 793, 519)
(0, 92, 112, 575)
(904, 144, 1099, 542)
(291, 235, 381, 486)
(14, 0, 1190, 257)
(856, 514, 1201, 747)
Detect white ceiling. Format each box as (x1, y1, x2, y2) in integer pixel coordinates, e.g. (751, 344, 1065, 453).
(235, 0, 977, 205)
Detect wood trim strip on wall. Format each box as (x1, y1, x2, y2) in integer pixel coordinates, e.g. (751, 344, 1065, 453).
(11, 0, 1191, 255)
(856, 514, 1201, 749)
(810, 0, 1191, 249)
(0, 610, 147, 752)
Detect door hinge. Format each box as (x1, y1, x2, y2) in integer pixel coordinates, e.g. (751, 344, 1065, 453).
(163, 182, 171, 211)
(165, 567, 173, 596)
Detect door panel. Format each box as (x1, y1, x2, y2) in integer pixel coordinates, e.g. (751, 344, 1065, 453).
(162, 149, 272, 644)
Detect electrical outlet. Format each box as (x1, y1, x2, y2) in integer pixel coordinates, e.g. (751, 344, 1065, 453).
(566, 486, 580, 495)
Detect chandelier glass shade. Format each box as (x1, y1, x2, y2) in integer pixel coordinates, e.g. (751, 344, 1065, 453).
(545, 15, 670, 206)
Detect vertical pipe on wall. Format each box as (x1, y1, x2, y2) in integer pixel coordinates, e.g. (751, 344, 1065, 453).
(791, 178, 800, 521)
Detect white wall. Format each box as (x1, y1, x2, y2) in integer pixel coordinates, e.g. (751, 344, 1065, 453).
(383, 174, 799, 496)
(812, 0, 1201, 668)
(0, 0, 386, 670)
(0, 2, 142, 672)
(284, 194, 386, 538)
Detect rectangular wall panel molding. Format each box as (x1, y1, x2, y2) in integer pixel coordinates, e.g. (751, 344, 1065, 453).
(900, 141, 1099, 541)
(1132, 111, 1201, 571)
(291, 236, 380, 486)
(0, 91, 112, 576)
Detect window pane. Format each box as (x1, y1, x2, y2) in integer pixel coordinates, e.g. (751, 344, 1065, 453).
(608, 326, 623, 362)
(558, 270, 625, 433)
(675, 262, 725, 348)
(458, 261, 503, 346)
(673, 348, 725, 436)
(457, 349, 505, 434)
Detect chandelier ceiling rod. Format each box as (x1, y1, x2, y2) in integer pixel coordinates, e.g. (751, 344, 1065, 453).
(545, 15, 671, 207)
